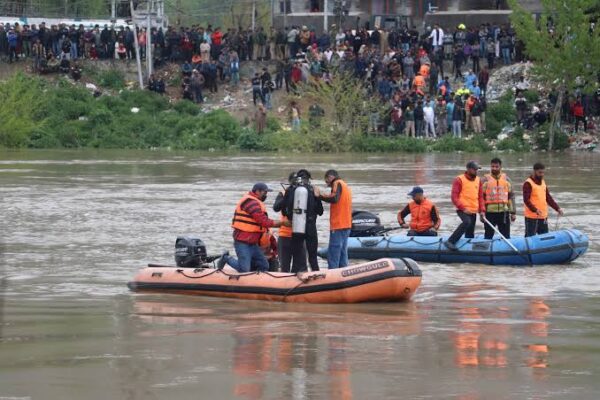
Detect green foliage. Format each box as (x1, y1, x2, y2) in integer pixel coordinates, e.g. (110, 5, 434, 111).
(237, 129, 267, 150)
(299, 73, 375, 146)
(532, 125, 570, 150)
(0, 73, 49, 147)
(350, 135, 428, 153)
(0, 74, 241, 150)
(509, 0, 600, 149)
(262, 124, 351, 153)
(523, 90, 540, 104)
(497, 136, 531, 152)
(97, 69, 126, 89)
(487, 98, 515, 134)
(509, 0, 600, 92)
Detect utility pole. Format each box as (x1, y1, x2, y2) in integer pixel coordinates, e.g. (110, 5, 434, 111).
(252, 0, 256, 31)
(324, 0, 328, 32)
(130, 0, 145, 88)
(111, 0, 116, 20)
(147, 0, 153, 78)
(64, 0, 68, 17)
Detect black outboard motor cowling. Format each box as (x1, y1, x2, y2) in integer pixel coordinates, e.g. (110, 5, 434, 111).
(350, 211, 385, 237)
(175, 236, 207, 267)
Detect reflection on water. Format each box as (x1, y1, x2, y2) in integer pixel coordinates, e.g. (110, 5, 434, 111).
(1, 150, 600, 399)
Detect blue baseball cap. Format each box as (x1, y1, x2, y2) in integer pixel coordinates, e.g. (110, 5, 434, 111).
(407, 186, 424, 196)
(252, 182, 272, 192)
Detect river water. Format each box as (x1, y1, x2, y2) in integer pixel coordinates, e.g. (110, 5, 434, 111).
(1, 149, 599, 400)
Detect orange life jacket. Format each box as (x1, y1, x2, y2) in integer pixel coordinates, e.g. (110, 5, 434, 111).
(524, 177, 548, 219)
(231, 193, 267, 233)
(457, 174, 481, 213)
(330, 179, 352, 230)
(259, 229, 275, 259)
(484, 173, 510, 204)
(413, 75, 426, 89)
(408, 198, 438, 232)
(279, 214, 292, 237)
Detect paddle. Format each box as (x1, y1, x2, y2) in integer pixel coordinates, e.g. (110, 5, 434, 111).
(482, 216, 532, 266)
(378, 226, 404, 235)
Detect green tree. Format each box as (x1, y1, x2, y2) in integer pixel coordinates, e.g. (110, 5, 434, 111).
(300, 72, 379, 146)
(508, 0, 600, 150)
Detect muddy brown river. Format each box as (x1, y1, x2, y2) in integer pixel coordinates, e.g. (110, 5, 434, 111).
(1, 150, 599, 400)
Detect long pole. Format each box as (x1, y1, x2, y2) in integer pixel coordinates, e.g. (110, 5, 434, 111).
(324, 0, 328, 32)
(283, 0, 287, 29)
(130, 0, 144, 88)
(147, 0, 152, 78)
(111, 0, 116, 20)
(482, 216, 531, 265)
(252, 0, 256, 31)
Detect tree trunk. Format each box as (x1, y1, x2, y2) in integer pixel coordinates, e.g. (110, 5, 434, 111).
(548, 88, 564, 151)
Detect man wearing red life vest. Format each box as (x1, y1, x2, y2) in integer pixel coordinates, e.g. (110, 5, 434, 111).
(218, 183, 290, 272)
(444, 161, 486, 251)
(523, 162, 563, 237)
(397, 186, 441, 236)
(482, 158, 516, 239)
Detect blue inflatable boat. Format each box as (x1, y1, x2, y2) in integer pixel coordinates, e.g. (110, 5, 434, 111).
(318, 229, 589, 266)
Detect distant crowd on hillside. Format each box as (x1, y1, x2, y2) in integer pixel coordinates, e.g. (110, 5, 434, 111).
(2, 20, 596, 135)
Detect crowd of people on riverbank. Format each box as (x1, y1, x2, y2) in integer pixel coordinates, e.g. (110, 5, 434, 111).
(218, 159, 563, 273)
(2, 19, 597, 135)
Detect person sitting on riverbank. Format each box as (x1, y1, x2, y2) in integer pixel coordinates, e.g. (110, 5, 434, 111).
(397, 186, 441, 236)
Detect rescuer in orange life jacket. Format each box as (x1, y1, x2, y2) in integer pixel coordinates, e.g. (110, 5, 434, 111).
(317, 169, 353, 269)
(523, 162, 563, 237)
(397, 186, 441, 236)
(217, 183, 291, 272)
(443, 161, 486, 251)
(481, 157, 516, 239)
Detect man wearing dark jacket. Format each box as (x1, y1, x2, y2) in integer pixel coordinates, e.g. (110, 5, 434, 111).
(280, 170, 323, 272)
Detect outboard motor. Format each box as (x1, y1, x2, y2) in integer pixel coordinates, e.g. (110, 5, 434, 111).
(175, 236, 207, 268)
(350, 211, 385, 237)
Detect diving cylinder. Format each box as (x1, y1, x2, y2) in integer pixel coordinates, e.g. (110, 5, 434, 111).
(292, 186, 308, 235)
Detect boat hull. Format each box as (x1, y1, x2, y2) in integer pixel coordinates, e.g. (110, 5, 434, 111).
(128, 258, 422, 303)
(318, 229, 588, 266)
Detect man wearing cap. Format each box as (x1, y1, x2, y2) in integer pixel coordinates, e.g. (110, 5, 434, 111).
(444, 161, 485, 250)
(218, 183, 290, 272)
(397, 187, 441, 236)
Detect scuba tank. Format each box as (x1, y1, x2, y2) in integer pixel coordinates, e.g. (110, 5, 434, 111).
(292, 185, 308, 235)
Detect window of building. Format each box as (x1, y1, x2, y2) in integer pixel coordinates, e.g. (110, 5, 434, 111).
(279, 1, 291, 14)
(372, 0, 396, 15)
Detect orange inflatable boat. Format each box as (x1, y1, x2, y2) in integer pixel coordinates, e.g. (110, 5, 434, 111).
(127, 258, 422, 303)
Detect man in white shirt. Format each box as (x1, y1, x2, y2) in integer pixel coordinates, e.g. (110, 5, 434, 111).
(429, 24, 444, 52)
(423, 102, 436, 138)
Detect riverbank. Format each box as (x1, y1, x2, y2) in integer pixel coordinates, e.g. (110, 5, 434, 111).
(0, 64, 592, 153)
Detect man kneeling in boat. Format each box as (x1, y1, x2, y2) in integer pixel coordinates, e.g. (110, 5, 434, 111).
(397, 186, 441, 236)
(218, 183, 291, 272)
